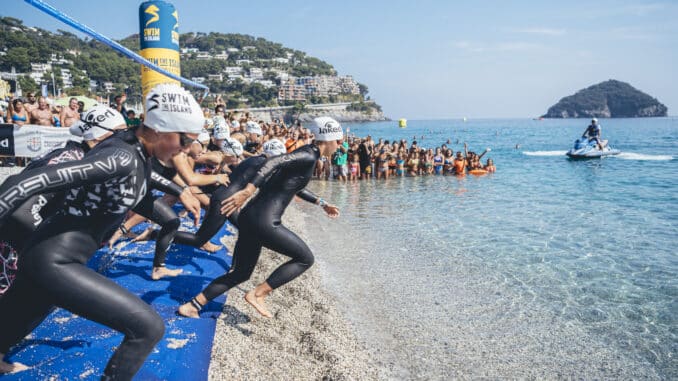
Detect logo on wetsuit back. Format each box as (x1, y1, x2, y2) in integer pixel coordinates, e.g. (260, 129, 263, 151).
(31, 195, 48, 225)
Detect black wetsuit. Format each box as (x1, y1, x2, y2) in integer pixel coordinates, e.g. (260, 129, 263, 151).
(172, 155, 268, 248)
(0, 130, 166, 380)
(0, 141, 87, 296)
(132, 158, 183, 269)
(200, 144, 322, 301)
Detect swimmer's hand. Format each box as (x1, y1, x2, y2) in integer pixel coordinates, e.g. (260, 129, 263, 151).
(221, 184, 256, 216)
(323, 204, 340, 218)
(180, 188, 202, 226)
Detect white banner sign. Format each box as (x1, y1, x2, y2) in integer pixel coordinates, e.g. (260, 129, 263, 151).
(0, 124, 80, 158)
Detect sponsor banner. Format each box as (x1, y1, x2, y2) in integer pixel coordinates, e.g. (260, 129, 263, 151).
(0, 124, 78, 158)
(0, 124, 15, 156)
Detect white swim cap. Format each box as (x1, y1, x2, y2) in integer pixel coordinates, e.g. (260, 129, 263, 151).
(197, 130, 210, 144)
(69, 105, 126, 141)
(263, 138, 286, 156)
(221, 137, 243, 157)
(246, 121, 262, 135)
(592, 118, 598, 123)
(311, 117, 343, 141)
(213, 124, 230, 140)
(144, 83, 204, 134)
(212, 115, 230, 140)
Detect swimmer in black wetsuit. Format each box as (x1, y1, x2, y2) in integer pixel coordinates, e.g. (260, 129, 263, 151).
(178, 120, 342, 319)
(118, 137, 244, 256)
(0, 84, 204, 379)
(0, 106, 134, 296)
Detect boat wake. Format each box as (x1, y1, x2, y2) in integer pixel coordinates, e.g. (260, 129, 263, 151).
(616, 152, 674, 161)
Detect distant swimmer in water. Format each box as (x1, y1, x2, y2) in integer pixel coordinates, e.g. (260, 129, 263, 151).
(446, 139, 451, 145)
(515, 144, 521, 149)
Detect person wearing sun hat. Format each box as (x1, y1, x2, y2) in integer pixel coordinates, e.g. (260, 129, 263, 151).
(178, 116, 342, 319)
(0, 83, 204, 379)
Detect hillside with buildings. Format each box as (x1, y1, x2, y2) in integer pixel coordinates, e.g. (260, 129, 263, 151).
(0, 16, 385, 120)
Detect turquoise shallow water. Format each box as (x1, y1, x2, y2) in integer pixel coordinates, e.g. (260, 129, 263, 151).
(302, 118, 677, 379)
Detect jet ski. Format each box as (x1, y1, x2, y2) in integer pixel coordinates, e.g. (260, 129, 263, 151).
(566, 137, 621, 159)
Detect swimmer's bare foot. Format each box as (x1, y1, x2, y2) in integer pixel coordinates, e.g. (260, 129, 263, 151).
(131, 227, 154, 243)
(200, 241, 222, 253)
(244, 284, 273, 318)
(0, 358, 29, 374)
(107, 228, 137, 249)
(178, 294, 207, 318)
(177, 302, 200, 318)
(151, 266, 183, 280)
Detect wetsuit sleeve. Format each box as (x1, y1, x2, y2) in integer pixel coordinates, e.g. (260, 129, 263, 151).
(296, 189, 320, 204)
(150, 170, 184, 197)
(250, 148, 317, 188)
(0, 146, 136, 221)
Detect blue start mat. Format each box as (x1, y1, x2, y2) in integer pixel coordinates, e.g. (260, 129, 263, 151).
(3, 212, 233, 380)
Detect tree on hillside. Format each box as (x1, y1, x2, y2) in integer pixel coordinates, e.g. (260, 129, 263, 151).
(3, 47, 31, 72)
(17, 75, 38, 94)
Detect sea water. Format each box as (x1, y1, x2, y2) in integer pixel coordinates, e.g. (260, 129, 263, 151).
(300, 118, 677, 379)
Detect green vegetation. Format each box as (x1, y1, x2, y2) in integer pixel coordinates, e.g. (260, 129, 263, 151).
(0, 18, 381, 112)
(543, 80, 667, 118)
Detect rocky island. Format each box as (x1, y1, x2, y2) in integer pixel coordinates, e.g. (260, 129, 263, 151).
(542, 80, 667, 118)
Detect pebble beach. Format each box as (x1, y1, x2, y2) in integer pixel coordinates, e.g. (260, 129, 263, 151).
(208, 205, 387, 380)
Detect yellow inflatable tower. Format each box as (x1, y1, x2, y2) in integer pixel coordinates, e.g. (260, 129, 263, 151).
(139, 1, 181, 98)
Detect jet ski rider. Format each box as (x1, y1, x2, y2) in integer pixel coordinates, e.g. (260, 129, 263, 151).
(582, 118, 604, 149)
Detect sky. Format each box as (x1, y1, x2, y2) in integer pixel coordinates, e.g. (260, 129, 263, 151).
(3, 0, 677, 118)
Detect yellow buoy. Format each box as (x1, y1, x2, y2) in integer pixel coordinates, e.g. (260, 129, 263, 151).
(398, 118, 407, 128)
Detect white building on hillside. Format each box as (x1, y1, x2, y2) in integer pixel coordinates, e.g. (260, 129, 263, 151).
(249, 67, 264, 80)
(214, 51, 229, 60)
(60, 68, 73, 88)
(30, 63, 52, 83)
(254, 79, 275, 88)
(223, 67, 243, 75)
